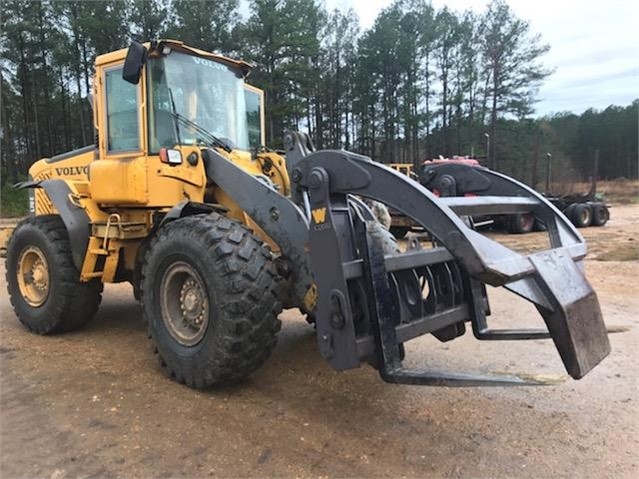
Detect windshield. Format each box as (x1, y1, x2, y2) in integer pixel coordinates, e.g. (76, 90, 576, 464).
(147, 51, 250, 152)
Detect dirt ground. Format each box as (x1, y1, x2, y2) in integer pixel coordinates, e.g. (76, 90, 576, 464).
(1, 204, 637, 478)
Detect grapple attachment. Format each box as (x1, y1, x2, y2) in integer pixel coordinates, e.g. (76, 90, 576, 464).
(293, 150, 610, 386)
(203, 140, 610, 387)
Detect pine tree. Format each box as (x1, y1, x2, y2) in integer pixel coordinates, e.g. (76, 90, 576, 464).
(480, 0, 551, 169)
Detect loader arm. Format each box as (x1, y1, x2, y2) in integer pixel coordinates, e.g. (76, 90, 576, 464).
(202, 142, 610, 387)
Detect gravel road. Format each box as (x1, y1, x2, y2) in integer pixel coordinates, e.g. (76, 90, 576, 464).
(1, 205, 637, 478)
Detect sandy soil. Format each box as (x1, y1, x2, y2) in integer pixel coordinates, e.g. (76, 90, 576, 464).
(1, 205, 637, 478)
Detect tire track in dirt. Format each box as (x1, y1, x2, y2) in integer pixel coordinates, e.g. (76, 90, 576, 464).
(0, 362, 113, 478)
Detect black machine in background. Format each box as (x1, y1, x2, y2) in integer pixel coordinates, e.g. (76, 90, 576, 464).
(389, 159, 610, 238)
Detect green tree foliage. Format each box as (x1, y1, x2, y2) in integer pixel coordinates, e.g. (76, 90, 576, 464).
(238, 0, 323, 146)
(480, 0, 551, 169)
(569, 102, 639, 180)
(315, 8, 360, 150)
(1, 0, 636, 190)
(165, 0, 239, 52)
(128, 0, 169, 41)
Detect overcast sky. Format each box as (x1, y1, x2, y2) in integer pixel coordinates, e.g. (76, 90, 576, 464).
(323, 0, 639, 116)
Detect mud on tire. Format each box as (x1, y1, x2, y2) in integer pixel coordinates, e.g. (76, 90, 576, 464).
(140, 213, 283, 389)
(5, 215, 103, 334)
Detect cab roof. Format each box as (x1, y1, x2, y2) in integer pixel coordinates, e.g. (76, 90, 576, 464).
(95, 39, 253, 75)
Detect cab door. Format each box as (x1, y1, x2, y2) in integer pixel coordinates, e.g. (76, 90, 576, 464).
(100, 62, 146, 158)
(90, 62, 149, 205)
(243, 84, 266, 148)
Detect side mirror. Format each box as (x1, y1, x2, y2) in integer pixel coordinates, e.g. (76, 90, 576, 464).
(122, 41, 148, 85)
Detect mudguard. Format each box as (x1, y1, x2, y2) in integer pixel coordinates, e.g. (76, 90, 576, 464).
(157, 200, 228, 229)
(16, 179, 90, 271)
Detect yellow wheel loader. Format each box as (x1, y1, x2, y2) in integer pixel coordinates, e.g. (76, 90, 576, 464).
(5, 40, 610, 389)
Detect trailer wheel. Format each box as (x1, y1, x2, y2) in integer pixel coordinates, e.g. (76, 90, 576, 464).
(533, 218, 547, 231)
(563, 203, 577, 223)
(507, 213, 535, 234)
(592, 203, 609, 227)
(5, 215, 103, 334)
(140, 213, 282, 388)
(572, 204, 592, 228)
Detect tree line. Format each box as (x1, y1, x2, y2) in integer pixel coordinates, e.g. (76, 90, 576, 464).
(1, 0, 636, 188)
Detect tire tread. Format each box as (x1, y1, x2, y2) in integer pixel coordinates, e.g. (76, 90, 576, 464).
(140, 213, 282, 389)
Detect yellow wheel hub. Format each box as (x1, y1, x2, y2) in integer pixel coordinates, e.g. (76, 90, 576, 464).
(160, 262, 210, 347)
(17, 246, 50, 307)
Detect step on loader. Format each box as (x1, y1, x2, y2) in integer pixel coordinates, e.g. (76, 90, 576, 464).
(5, 40, 610, 389)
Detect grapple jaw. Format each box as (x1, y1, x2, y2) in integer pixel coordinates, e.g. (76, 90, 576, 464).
(529, 249, 608, 379)
(293, 149, 610, 386)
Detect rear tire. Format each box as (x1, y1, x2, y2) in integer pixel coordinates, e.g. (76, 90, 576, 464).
(140, 213, 282, 388)
(592, 203, 609, 226)
(5, 215, 103, 334)
(572, 204, 593, 228)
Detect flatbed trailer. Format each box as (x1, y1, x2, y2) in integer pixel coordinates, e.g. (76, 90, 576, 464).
(388, 159, 610, 237)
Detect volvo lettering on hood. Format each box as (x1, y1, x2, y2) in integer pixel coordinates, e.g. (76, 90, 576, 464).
(54, 166, 90, 176)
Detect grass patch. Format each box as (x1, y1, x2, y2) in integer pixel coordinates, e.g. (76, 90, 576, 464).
(1, 182, 29, 217)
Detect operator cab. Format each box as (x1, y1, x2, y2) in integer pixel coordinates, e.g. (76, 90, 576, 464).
(114, 40, 264, 155)
(89, 40, 267, 208)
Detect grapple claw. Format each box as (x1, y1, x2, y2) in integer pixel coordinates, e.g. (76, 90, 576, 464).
(205, 141, 610, 386)
(381, 368, 567, 387)
(530, 249, 610, 378)
(293, 150, 610, 385)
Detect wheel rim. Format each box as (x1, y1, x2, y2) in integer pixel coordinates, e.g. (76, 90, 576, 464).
(581, 209, 591, 224)
(160, 261, 210, 346)
(599, 208, 609, 222)
(521, 214, 534, 231)
(17, 246, 50, 307)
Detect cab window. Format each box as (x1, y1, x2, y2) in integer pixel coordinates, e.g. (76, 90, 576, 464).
(105, 67, 140, 152)
(245, 87, 262, 149)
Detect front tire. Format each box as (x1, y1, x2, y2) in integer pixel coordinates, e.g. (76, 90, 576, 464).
(5, 215, 103, 334)
(140, 213, 282, 389)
